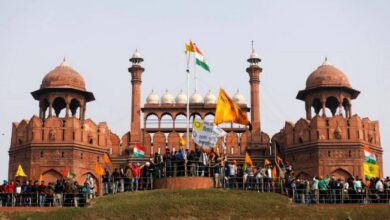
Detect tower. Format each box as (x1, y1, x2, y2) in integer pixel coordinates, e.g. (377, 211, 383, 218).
(246, 43, 262, 140)
(296, 58, 360, 120)
(128, 50, 144, 148)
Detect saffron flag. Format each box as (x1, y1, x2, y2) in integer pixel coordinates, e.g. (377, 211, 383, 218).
(185, 40, 195, 52)
(95, 162, 105, 176)
(363, 162, 379, 179)
(103, 153, 113, 169)
(15, 164, 27, 177)
(38, 174, 43, 183)
(276, 156, 285, 168)
(245, 152, 253, 167)
(133, 145, 145, 158)
(264, 159, 271, 166)
(363, 145, 376, 164)
(193, 44, 210, 72)
(180, 135, 186, 147)
(214, 88, 251, 129)
(272, 166, 278, 180)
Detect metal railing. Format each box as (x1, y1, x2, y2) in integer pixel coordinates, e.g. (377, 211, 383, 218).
(0, 192, 92, 207)
(290, 188, 390, 205)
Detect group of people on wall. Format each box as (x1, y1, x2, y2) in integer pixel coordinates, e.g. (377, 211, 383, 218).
(0, 174, 96, 207)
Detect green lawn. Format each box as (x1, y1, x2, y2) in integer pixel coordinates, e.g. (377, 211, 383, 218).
(3, 189, 390, 220)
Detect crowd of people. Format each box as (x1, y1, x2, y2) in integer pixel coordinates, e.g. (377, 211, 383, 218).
(0, 174, 95, 207)
(2, 147, 389, 207)
(287, 174, 390, 204)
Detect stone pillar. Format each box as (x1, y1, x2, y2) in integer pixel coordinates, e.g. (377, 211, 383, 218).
(246, 65, 262, 135)
(128, 64, 144, 147)
(321, 98, 326, 117)
(305, 101, 312, 120)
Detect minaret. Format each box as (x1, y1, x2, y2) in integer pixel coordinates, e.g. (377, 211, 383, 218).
(128, 50, 144, 147)
(246, 41, 262, 135)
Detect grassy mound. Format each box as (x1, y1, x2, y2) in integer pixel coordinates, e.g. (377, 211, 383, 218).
(3, 189, 390, 220)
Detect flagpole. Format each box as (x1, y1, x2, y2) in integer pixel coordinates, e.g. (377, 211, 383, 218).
(185, 50, 191, 151)
(193, 43, 197, 92)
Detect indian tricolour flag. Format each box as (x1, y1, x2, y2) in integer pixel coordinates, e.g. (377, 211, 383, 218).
(363, 145, 376, 164)
(133, 145, 145, 158)
(194, 44, 211, 72)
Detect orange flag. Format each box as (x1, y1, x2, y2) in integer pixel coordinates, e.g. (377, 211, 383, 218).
(272, 166, 278, 180)
(38, 174, 43, 183)
(214, 88, 251, 129)
(95, 162, 105, 176)
(245, 152, 253, 167)
(264, 159, 271, 166)
(103, 153, 113, 169)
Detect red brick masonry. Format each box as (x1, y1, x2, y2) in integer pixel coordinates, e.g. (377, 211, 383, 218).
(154, 177, 214, 189)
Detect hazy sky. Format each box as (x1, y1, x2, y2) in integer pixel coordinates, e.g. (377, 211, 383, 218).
(0, 0, 389, 179)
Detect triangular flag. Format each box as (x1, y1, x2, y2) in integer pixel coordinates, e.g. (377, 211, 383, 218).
(264, 159, 271, 166)
(245, 152, 253, 167)
(15, 164, 27, 177)
(179, 135, 186, 147)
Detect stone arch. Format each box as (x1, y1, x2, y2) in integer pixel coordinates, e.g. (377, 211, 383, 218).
(80, 172, 100, 196)
(174, 113, 187, 129)
(153, 132, 166, 154)
(204, 112, 215, 122)
(41, 98, 50, 118)
(296, 171, 311, 180)
(311, 97, 322, 116)
(167, 132, 180, 152)
(330, 168, 352, 180)
(42, 169, 63, 183)
(325, 96, 340, 116)
(160, 113, 173, 129)
(69, 98, 81, 117)
(52, 96, 67, 117)
(145, 113, 159, 129)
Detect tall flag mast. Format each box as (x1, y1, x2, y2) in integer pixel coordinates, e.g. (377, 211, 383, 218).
(185, 40, 211, 150)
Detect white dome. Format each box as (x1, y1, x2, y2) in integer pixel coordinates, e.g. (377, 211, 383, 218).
(146, 90, 160, 104)
(250, 51, 259, 59)
(190, 91, 204, 104)
(175, 89, 187, 104)
(233, 90, 245, 104)
(132, 50, 142, 59)
(204, 90, 217, 104)
(161, 89, 174, 104)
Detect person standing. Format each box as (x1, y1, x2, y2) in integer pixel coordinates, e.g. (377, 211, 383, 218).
(102, 170, 110, 195)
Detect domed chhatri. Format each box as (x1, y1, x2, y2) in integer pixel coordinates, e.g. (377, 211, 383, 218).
(146, 90, 160, 104)
(233, 90, 246, 104)
(175, 89, 188, 104)
(297, 58, 360, 101)
(204, 90, 217, 104)
(190, 90, 204, 104)
(305, 58, 351, 89)
(41, 59, 86, 91)
(161, 89, 174, 104)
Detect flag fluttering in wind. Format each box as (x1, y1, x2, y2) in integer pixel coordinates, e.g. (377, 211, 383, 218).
(194, 44, 210, 72)
(264, 159, 271, 166)
(245, 152, 253, 168)
(95, 162, 105, 176)
(363, 145, 377, 164)
(363, 145, 379, 179)
(272, 166, 278, 180)
(185, 40, 195, 52)
(214, 88, 251, 129)
(179, 135, 187, 147)
(63, 167, 76, 179)
(185, 40, 210, 72)
(133, 145, 145, 158)
(15, 164, 27, 177)
(38, 174, 43, 183)
(103, 153, 113, 169)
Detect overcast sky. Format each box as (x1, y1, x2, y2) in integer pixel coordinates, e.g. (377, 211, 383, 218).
(0, 0, 389, 179)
